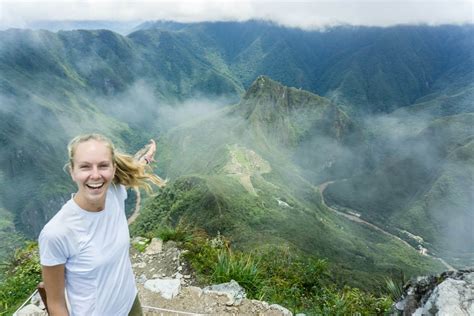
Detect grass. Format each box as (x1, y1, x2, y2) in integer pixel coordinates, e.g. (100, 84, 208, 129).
(212, 250, 262, 298)
(0, 242, 42, 316)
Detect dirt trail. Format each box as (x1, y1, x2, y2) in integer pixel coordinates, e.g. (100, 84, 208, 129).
(317, 181, 455, 271)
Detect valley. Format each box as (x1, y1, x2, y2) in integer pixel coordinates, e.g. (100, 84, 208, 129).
(317, 181, 456, 271)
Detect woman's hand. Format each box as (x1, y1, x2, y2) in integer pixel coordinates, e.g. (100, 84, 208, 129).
(135, 139, 157, 165)
(144, 139, 156, 164)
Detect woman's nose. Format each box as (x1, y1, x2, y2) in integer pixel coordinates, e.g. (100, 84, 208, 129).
(90, 166, 101, 178)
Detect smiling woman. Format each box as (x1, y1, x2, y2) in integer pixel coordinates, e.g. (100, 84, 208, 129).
(38, 133, 165, 316)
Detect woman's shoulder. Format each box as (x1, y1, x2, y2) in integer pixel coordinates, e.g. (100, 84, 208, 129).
(110, 183, 127, 201)
(40, 200, 78, 238)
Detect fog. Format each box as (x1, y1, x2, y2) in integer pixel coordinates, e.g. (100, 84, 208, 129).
(2, 0, 473, 30)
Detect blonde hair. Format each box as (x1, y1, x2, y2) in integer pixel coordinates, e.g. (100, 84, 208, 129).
(66, 133, 165, 192)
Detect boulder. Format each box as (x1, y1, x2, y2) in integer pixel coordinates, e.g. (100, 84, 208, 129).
(393, 269, 474, 315)
(270, 303, 293, 315)
(144, 278, 181, 299)
(145, 238, 163, 255)
(203, 279, 246, 306)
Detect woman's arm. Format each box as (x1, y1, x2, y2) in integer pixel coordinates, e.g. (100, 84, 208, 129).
(135, 139, 157, 165)
(42, 264, 69, 316)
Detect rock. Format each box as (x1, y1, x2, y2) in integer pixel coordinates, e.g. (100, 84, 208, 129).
(144, 278, 181, 299)
(132, 262, 146, 268)
(203, 279, 246, 306)
(30, 291, 45, 310)
(270, 303, 293, 315)
(187, 286, 203, 298)
(393, 269, 474, 316)
(145, 238, 163, 255)
(15, 304, 46, 316)
(137, 274, 147, 284)
(413, 273, 474, 315)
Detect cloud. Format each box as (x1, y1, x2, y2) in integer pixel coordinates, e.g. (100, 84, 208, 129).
(1, 0, 473, 30)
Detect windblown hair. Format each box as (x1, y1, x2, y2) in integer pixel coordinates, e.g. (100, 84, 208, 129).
(66, 133, 165, 193)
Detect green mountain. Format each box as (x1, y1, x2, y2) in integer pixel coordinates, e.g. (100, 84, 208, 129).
(132, 77, 444, 290)
(138, 21, 473, 114)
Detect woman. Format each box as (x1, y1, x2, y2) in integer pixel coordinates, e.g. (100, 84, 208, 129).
(38, 134, 165, 316)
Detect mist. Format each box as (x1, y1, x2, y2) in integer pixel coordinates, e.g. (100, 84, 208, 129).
(2, 0, 473, 30)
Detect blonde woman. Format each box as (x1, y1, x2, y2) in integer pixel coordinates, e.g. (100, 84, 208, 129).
(38, 134, 164, 316)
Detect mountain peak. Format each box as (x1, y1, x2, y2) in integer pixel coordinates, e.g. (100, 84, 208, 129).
(235, 75, 349, 147)
(242, 75, 285, 101)
(238, 75, 328, 121)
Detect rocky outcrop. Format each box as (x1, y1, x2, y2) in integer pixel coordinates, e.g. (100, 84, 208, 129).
(393, 269, 474, 315)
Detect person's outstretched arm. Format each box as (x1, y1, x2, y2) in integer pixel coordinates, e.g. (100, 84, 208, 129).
(42, 264, 69, 316)
(136, 139, 157, 165)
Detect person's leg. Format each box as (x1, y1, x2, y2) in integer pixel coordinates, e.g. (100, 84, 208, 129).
(128, 294, 143, 316)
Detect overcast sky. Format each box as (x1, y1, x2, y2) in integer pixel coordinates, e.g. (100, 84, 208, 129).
(1, 0, 473, 30)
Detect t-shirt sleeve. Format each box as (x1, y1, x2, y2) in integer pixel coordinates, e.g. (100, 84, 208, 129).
(38, 227, 70, 266)
(118, 184, 127, 201)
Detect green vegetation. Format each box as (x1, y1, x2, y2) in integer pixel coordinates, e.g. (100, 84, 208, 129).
(0, 208, 24, 270)
(0, 242, 41, 315)
(144, 227, 392, 315)
(212, 250, 262, 297)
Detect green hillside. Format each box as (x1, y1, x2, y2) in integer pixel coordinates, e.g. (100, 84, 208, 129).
(132, 77, 444, 290)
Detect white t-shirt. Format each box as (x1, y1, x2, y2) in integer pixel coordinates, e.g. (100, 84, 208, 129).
(39, 184, 136, 316)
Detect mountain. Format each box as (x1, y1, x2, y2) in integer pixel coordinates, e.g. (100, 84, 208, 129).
(3, 22, 472, 115)
(24, 20, 141, 35)
(131, 77, 444, 290)
(137, 21, 473, 114)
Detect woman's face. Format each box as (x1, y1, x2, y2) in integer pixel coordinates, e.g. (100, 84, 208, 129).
(70, 139, 116, 211)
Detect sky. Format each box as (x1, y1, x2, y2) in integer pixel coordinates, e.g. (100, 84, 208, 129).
(1, 0, 473, 30)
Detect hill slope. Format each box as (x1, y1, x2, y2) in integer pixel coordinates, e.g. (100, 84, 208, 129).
(132, 78, 444, 290)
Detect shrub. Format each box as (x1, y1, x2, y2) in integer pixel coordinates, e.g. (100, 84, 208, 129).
(0, 242, 42, 315)
(155, 220, 194, 243)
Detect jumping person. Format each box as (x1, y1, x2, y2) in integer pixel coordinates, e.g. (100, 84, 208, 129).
(38, 134, 165, 316)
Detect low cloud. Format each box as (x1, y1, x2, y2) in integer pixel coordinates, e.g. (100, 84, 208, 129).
(1, 0, 473, 31)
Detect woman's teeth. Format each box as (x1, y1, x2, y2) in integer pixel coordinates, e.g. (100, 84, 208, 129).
(86, 183, 104, 189)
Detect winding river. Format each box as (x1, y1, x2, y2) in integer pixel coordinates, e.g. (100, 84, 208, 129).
(317, 181, 455, 271)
